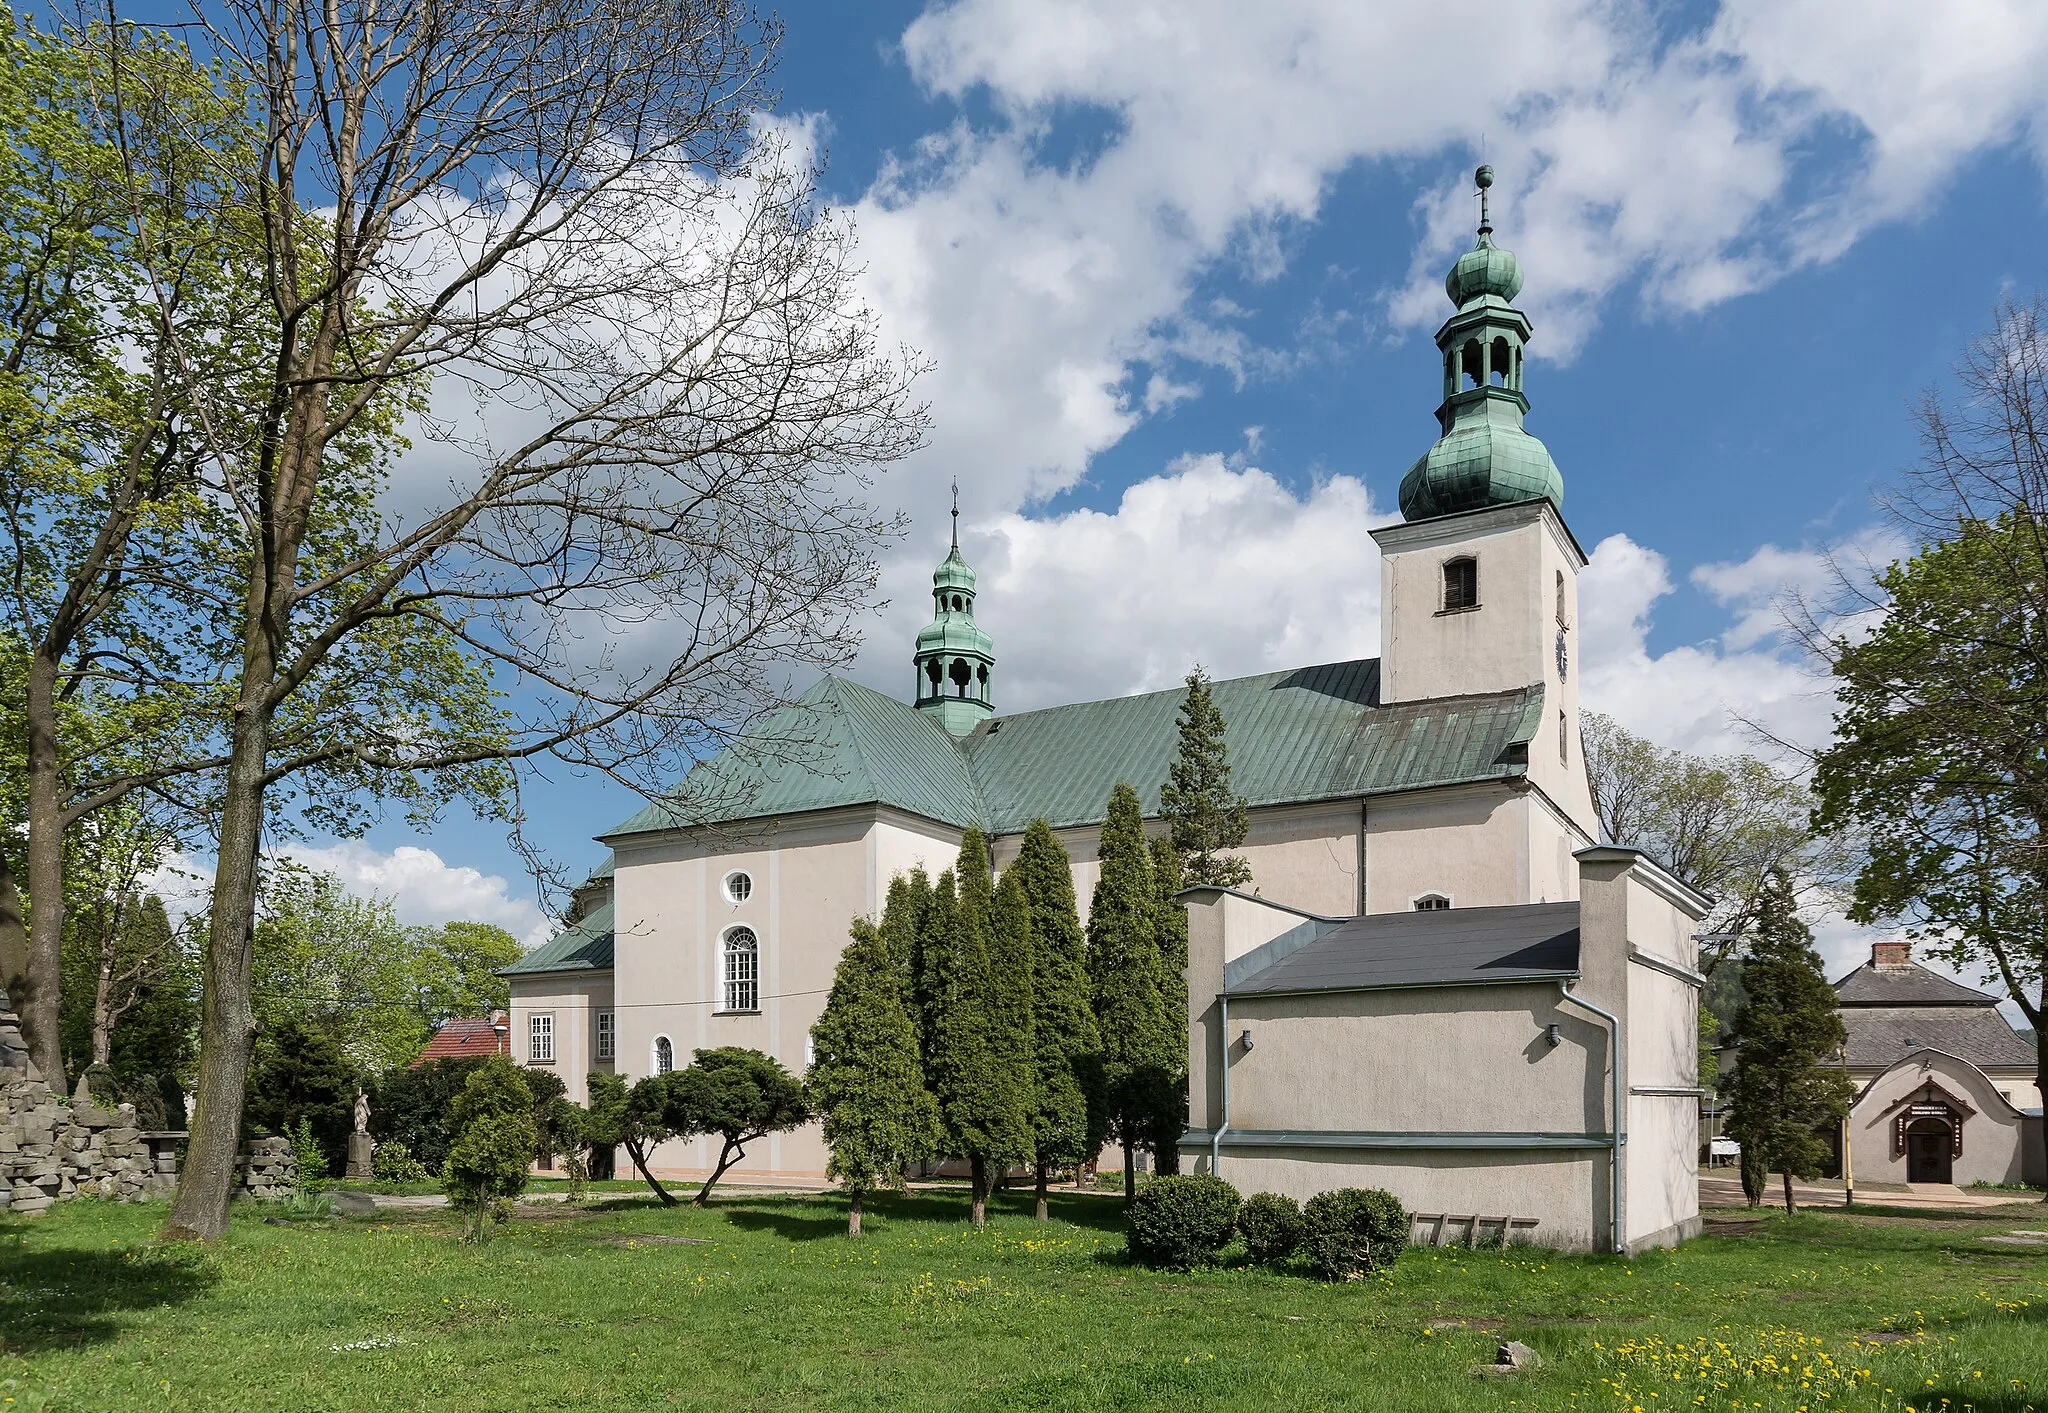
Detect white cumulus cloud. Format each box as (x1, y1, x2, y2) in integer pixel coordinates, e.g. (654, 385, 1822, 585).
(275, 842, 553, 950)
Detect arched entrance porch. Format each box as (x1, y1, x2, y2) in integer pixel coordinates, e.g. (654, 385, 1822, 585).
(1903, 1117, 1954, 1183)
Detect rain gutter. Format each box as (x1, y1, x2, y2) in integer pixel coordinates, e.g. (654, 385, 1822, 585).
(1559, 981, 1625, 1254)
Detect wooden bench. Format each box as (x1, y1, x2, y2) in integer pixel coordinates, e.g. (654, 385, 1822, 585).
(1409, 1212, 1541, 1248)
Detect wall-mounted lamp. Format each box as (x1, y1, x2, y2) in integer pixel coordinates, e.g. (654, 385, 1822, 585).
(1544, 1023, 1561, 1049)
(1239, 1028, 1254, 1053)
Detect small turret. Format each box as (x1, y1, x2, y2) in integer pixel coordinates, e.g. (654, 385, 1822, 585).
(913, 486, 994, 734)
(1398, 165, 1564, 522)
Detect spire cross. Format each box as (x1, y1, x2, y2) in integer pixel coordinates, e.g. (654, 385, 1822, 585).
(1475, 163, 1495, 244)
(950, 479, 959, 548)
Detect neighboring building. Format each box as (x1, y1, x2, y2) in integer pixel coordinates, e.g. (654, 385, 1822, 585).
(500, 171, 1706, 1248)
(1835, 942, 2044, 1188)
(413, 1011, 510, 1067)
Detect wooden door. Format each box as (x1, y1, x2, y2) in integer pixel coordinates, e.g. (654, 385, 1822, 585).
(1905, 1119, 1953, 1183)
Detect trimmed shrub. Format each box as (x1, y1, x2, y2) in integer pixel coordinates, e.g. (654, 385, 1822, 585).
(1301, 1187, 1408, 1281)
(372, 1141, 432, 1184)
(1125, 1173, 1241, 1270)
(287, 1116, 328, 1185)
(1238, 1191, 1305, 1265)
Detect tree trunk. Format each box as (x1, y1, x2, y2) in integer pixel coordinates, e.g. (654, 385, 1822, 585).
(969, 1154, 988, 1227)
(624, 1137, 677, 1206)
(1033, 1160, 1049, 1221)
(20, 649, 67, 1086)
(1781, 1169, 1796, 1216)
(91, 906, 118, 1068)
(848, 1188, 863, 1237)
(2033, 999, 2047, 1203)
(162, 697, 274, 1242)
(1123, 1142, 1136, 1208)
(693, 1137, 746, 1206)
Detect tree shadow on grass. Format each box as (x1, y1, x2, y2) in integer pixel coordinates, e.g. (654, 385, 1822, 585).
(707, 1188, 1130, 1243)
(0, 1229, 217, 1354)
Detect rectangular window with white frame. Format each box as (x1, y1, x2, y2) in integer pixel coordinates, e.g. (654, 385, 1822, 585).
(595, 1009, 615, 1061)
(529, 1012, 554, 1063)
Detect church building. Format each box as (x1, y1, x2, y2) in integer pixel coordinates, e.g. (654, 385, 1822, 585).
(502, 169, 1706, 1251)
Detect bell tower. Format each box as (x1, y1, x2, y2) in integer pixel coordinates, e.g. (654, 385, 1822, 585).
(1370, 167, 1596, 842)
(913, 486, 995, 735)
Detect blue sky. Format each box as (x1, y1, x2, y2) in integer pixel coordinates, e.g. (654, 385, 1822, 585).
(303, 0, 2048, 971)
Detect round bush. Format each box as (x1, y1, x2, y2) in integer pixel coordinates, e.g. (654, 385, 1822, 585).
(1301, 1187, 1408, 1281)
(1125, 1174, 1242, 1270)
(371, 1140, 432, 1184)
(1237, 1191, 1305, 1264)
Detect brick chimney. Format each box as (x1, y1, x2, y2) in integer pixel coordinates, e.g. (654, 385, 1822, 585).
(1870, 941, 1911, 969)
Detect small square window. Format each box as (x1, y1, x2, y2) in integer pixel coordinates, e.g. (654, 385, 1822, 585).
(529, 1013, 554, 1063)
(595, 1010, 615, 1061)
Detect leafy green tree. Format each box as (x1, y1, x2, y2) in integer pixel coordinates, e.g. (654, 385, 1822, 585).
(444, 1057, 537, 1240)
(243, 1016, 358, 1164)
(1148, 836, 1190, 1175)
(808, 917, 940, 1234)
(585, 1071, 686, 1207)
(1087, 783, 1180, 1205)
(1724, 870, 1853, 1214)
(925, 833, 1035, 1225)
(1012, 820, 1100, 1219)
(1812, 507, 2048, 1195)
(668, 1047, 809, 1207)
(1159, 668, 1252, 890)
(369, 1057, 488, 1174)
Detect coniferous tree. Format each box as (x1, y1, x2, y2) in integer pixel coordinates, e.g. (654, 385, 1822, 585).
(1725, 868, 1853, 1214)
(809, 917, 940, 1235)
(1148, 835, 1190, 1175)
(1159, 667, 1252, 889)
(908, 867, 952, 1074)
(1013, 820, 1101, 1219)
(928, 833, 1035, 1224)
(1087, 782, 1178, 1205)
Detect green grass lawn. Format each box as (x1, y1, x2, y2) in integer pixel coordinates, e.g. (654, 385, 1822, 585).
(3, 1189, 2045, 1412)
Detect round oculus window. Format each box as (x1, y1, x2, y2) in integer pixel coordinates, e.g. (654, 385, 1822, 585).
(725, 871, 753, 903)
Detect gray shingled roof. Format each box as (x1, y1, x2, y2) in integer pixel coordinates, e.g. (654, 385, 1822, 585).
(1226, 901, 1580, 996)
(499, 902, 614, 977)
(605, 659, 1546, 840)
(1835, 960, 2001, 1008)
(1843, 1006, 2036, 1071)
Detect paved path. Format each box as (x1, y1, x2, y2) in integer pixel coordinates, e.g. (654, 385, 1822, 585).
(1698, 1172, 2028, 1211)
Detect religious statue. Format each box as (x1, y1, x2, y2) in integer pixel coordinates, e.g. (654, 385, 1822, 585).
(354, 1089, 371, 1136)
(346, 1088, 374, 1178)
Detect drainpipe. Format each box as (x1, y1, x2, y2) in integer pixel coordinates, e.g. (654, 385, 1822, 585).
(1211, 994, 1231, 1174)
(1560, 982, 1625, 1255)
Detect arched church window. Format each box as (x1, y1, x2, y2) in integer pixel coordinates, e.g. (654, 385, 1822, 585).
(976, 662, 990, 700)
(1556, 570, 1567, 626)
(1559, 710, 1568, 765)
(1461, 338, 1483, 389)
(951, 594, 964, 611)
(1490, 336, 1511, 386)
(926, 658, 943, 689)
(653, 1035, 674, 1074)
(1442, 557, 1478, 611)
(1413, 893, 1451, 911)
(950, 657, 972, 697)
(720, 926, 759, 1012)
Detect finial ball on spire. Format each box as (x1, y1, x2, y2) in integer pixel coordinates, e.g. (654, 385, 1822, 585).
(1475, 164, 1494, 190)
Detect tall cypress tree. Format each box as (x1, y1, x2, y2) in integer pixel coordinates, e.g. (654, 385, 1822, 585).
(1013, 819, 1100, 1219)
(1087, 782, 1177, 1205)
(809, 916, 940, 1235)
(881, 869, 932, 1056)
(907, 866, 950, 1074)
(1147, 836, 1190, 1175)
(1159, 666, 1253, 889)
(1725, 868, 1853, 1214)
(928, 831, 1034, 1225)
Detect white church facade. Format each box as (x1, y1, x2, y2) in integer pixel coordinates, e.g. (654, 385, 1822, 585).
(503, 169, 1707, 1251)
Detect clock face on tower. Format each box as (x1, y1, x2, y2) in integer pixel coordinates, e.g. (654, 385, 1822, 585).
(1555, 630, 1569, 682)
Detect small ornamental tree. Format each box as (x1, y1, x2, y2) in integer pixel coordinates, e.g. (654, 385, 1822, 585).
(1087, 783, 1179, 1205)
(1725, 869, 1853, 1215)
(1159, 667, 1252, 889)
(670, 1047, 809, 1206)
(1013, 820, 1101, 1219)
(443, 1057, 538, 1241)
(928, 832, 1036, 1225)
(586, 1070, 685, 1206)
(809, 917, 941, 1234)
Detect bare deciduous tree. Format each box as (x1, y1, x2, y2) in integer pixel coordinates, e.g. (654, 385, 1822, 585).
(73, 0, 930, 1242)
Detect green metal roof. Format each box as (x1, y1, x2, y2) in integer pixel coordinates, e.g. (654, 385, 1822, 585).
(604, 659, 1545, 841)
(605, 676, 988, 836)
(499, 902, 614, 976)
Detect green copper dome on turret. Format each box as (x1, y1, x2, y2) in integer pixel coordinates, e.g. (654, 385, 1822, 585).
(1398, 165, 1564, 522)
(913, 487, 995, 736)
